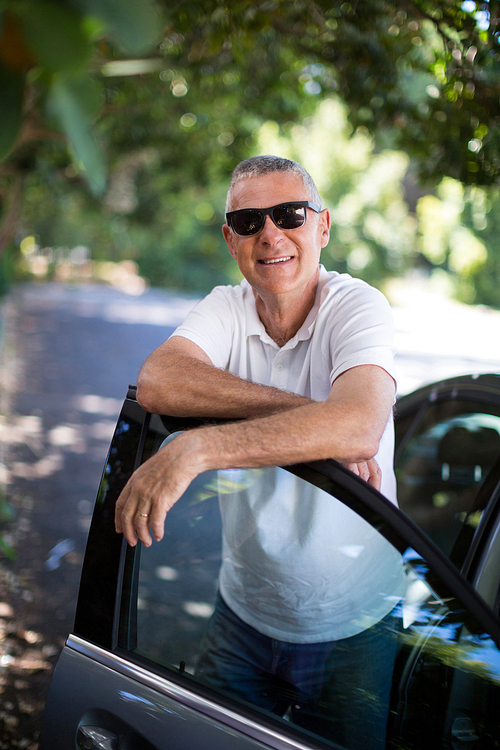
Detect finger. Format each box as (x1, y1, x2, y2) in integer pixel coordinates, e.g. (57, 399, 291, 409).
(356, 462, 371, 483)
(149, 503, 168, 543)
(114, 482, 131, 534)
(133, 511, 153, 547)
(344, 463, 359, 476)
(119, 480, 145, 546)
(366, 458, 382, 491)
(120, 502, 140, 547)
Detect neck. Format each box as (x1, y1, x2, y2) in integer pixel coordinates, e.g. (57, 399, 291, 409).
(253, 284, 318, 346)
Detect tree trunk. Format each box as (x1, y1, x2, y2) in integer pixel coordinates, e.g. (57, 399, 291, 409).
(0, 171, 24, 257)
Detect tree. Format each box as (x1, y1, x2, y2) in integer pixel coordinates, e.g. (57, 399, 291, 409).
(139, 0, 500, 187)
(3, 2, 500, 202)
(3, 0, 500, 301)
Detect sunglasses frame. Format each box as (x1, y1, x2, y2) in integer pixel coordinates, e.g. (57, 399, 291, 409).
(226, 201, 321, 236)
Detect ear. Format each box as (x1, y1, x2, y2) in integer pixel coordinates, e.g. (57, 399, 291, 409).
(319, 209, 331, 249)
(222, 224, 238, 260)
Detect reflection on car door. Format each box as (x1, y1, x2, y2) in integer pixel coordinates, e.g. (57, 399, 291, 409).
(395, 373, 500, 571)
(40, 386, 500, 750)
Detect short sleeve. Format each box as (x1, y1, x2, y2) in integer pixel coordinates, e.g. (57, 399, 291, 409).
(327, 282, 396, 386)
(169, 286, 235, 369)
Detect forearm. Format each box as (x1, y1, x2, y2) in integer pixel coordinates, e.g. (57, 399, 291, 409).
(188, 364, 393, 472)
(187, 399, 380, 476)
(137, 349, 311, 418)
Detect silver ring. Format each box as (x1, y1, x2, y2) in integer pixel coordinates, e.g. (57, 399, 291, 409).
(137, 512, 150, 518)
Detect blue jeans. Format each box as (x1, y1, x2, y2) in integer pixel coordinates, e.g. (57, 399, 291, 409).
(196, 593, 398, 750)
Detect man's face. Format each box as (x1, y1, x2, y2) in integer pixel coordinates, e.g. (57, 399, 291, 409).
(222, 172, 331, 301)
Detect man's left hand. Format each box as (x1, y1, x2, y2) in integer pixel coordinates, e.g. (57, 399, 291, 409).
(344, 458, 382, 491)
(114, 432, 201, 547)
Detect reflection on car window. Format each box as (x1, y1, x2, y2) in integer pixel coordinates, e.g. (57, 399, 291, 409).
(396, 403, 500, 560)
(126, 415, 500, 750)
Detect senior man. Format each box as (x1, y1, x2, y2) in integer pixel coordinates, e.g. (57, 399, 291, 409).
(115, 155, 403, 749)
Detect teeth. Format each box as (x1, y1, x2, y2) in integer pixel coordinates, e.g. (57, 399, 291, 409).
(261, 256, 292, 265)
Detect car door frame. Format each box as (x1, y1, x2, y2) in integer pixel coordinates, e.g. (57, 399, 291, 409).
(42, 384, 500, 750)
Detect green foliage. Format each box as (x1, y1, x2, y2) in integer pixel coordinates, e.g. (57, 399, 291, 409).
(46, 76, 106, 196)
(149, 0, 500, 186)
(0, 489, 15, 560)
(5, 0, 500, 305)
(4, 0, 500, 191)
(0, 245, 15, 295)
(0, 0, 161, 192)
(69, 0, 161, 55)
(248, 99, 416, 288)
(16, 1, 91, 74)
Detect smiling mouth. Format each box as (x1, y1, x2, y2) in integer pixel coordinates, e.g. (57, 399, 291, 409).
(259, 256, 293, 265)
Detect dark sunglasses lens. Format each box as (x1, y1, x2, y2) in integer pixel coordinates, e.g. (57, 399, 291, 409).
(232, 210, 264, 236)
(273, 204, 306, 229)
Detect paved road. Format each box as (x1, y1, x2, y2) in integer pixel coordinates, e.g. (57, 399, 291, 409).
(0, 282, 199, 746)
(1, 280, 500, 746)
(1, 282, 201, 618)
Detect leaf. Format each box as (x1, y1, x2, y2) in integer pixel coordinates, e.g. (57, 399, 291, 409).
(0, 61, 24, 161)
(14, 0, 91, 74)
(70, 0, 162, 55)
(0, 500, 15, 524)
(46, 75, 106, 195)
(0, 533, 15, 560)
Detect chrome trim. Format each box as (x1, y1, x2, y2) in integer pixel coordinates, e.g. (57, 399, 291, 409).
(66, 635, 322, 750)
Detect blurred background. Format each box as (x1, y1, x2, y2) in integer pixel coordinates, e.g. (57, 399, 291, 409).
(2, 0, 500, 306)
(2, 1, 500, 747)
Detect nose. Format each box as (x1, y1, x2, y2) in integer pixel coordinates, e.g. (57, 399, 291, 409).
(259, 214, 285, 243)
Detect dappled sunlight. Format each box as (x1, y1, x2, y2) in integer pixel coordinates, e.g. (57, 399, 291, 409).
(0, 416, 43, 451)
(155, 566, 179, 581)
(74, 394, 122, 416)
(11, 452, 63, 480)
(89, 421, 116, 441)
(102, 296, 199, 327)
(1, 388, 132, 487)
(48, 425, 85, 452)
(182, 601, 215, 619)
(6, 416, 119, 481)
(19, 238, 149, 296)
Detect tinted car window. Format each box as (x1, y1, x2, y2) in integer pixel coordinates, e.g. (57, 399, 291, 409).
(114, 413, 500, 750)
(396, 399, 500, 561)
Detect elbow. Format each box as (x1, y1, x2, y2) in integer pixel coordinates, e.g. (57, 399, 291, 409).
(136, 367, 186, 416)
(359, 436, 380, 462)
(136, 370, 164, 414)
(346, 430, 381, 464)
(136, 379, 156, 413)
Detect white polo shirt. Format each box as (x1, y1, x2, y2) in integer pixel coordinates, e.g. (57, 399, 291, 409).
(171, 266, 405, 642)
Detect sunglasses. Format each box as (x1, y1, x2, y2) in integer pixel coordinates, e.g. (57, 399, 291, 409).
(226, 201, 321, 236)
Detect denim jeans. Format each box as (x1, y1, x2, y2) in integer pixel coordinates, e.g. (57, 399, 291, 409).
(196, 592, 399, 750)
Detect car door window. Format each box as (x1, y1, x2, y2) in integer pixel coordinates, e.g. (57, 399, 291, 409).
(395, 399, 500, 562)
(114, 413, 500, 750)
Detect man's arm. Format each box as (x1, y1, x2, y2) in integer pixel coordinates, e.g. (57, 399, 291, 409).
(136, 336, 312, 418)
(116, 363, 395, 547)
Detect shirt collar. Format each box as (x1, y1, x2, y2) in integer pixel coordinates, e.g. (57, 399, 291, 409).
(242, 265, 333, 349)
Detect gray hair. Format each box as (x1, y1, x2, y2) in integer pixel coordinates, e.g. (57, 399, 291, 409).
(225, 155, 322, 213)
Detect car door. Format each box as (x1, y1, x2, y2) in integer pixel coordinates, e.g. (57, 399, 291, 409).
(395, 373, 500, 575)
(39, 384, 500, 750)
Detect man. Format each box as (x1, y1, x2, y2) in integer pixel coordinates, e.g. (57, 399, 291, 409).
(115, 156, 404, 748)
